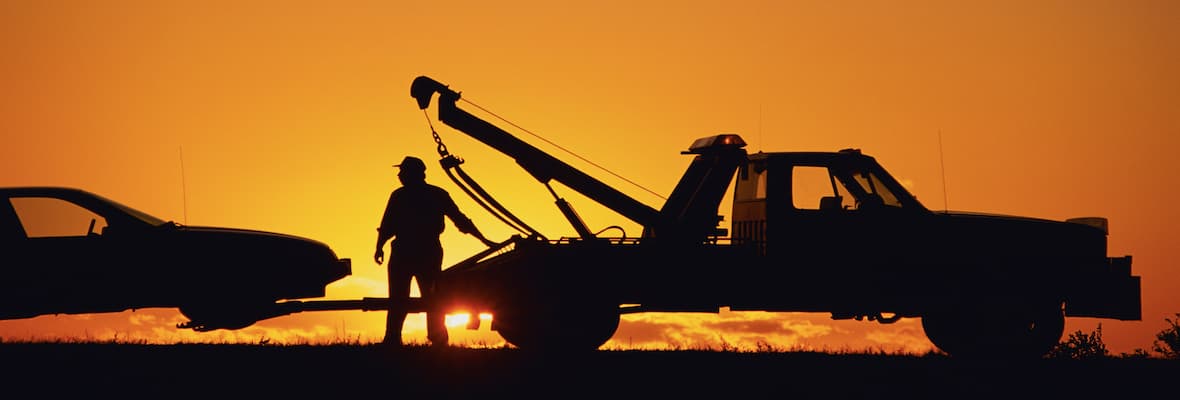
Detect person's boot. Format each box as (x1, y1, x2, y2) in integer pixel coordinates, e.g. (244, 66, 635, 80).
(428, 333, 448, 349)
(381, 335, 403, 349)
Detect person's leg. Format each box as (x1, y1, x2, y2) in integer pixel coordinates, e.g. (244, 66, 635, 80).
(417, 273, 448, 346)
(385, 264, 412, 345)
(418, 246, 448, 346)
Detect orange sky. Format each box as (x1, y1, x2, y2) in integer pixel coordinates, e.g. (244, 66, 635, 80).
(2, 0, 1177, 354)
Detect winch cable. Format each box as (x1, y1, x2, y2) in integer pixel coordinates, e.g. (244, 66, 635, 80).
(423, 111, 544, 239)
(460, 97, 668, 201)
(443, 161, 532, 236)
(426, 116, 531, 237)
(451, 163, 544, 239)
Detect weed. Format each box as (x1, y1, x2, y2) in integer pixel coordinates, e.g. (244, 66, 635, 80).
(1152, 313, 1180, 359)
(1048, 324, 1108, 360)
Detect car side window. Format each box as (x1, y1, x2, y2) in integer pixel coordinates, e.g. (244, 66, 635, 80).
(10, 197, 108, 238)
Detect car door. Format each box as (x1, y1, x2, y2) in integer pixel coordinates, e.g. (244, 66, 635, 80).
(7, 195, 117, 314)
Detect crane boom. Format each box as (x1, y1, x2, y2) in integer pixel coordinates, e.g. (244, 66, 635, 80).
(411, 76, 664, 230)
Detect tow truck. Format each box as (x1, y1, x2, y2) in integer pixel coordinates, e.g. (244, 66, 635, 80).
(270, 76, 1140, 358)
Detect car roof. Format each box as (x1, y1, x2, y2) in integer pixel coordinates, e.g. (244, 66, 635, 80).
(0, 186, 98, 197)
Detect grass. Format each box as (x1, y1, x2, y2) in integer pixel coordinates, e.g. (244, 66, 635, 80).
(0, 335, 932, 355)
(0, 339, 1174, 398)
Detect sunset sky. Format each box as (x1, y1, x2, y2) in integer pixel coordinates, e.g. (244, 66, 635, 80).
(2, 0, 1177, 354)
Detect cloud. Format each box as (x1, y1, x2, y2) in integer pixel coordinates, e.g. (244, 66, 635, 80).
(702, 318, 787, 335)
(612, 316, 678, 344)
(861, 322, 935, 354)
(601, 311, 944, 353)
(326, 275, 388, 297)
(605, 311, 837, 351)
(1, 306, 936, 354)
(128, 313, 158, 326)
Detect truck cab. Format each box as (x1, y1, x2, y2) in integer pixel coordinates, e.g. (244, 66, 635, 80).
(729, 149, 1139, 357)
(733, 149, 926, 257)
(731, 149, 934, 314)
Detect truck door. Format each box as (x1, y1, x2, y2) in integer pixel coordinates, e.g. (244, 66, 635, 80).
(782, 162, 861, 268)
(778, 160, 912, 306)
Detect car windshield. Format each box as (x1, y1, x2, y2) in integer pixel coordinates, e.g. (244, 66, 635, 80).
(91, 192, 169, 226)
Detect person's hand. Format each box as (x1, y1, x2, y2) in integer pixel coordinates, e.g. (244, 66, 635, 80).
(374, 249, 384, 265)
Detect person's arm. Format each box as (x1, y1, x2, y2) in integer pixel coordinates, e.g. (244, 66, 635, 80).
(441, 191, 498, 247)
(454, 214, 497, 247)
(375, 192, 397, 264)
(374, 229, 394, 264)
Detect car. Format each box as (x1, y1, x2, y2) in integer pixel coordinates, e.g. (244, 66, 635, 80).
(0, 186, 351, 331)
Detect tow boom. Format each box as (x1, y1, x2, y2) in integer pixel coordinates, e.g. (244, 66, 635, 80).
(411, 76, 663, 231)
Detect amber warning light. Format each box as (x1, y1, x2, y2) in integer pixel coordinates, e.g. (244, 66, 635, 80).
(685, 134, 747, 154)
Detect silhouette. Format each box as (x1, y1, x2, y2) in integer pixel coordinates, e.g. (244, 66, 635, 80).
(374, 155, 495, 347)
(0, 186, 351, 331)
(403, 76, 1141, 358)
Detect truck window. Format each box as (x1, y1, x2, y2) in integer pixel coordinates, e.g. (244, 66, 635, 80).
(850, 170, 902, 207)
(736, 161, 768, 201)
(10, 197, 107, 238)
(792, 166, 854, 210)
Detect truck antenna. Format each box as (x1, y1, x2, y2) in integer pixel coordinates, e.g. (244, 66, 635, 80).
(758, 102, 763, 153)
(179, 146, 189, 224)
(938, 130, 949, 213)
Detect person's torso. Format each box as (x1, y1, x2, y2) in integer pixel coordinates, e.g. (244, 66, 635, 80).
(387, 184, 450, 240)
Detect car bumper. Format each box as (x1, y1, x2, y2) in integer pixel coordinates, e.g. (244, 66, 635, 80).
(332, 258, 352, 282)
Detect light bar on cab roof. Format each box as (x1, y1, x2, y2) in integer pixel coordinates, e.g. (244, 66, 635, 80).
(685, 134, 747, 154)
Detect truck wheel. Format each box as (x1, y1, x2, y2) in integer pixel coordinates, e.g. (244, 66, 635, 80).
(1010, 302, 1066, 357)
(922, 301, 1064, 359)
(495, 299, 620, 352)
(920, 313, 964, 356)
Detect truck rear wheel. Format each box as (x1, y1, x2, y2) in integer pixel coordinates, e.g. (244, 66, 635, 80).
(494, 299, 619, 352)
(922, 301, 1064, 359)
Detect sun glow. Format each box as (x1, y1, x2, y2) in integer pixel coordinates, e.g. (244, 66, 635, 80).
(445, 313, 470, 328)
(444, 313, 494, 329)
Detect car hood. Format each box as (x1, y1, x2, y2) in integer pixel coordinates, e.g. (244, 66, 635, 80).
(166, 224, 350, 285)
(165, 224, 343, 262)
(176, 225, 327, 245)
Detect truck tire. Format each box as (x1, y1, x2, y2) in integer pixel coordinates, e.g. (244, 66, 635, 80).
(494, 298, 619, 352)
(922, 301, 1064, 359)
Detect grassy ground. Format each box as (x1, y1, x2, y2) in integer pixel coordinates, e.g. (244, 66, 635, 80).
(1, 342, 1175, 399)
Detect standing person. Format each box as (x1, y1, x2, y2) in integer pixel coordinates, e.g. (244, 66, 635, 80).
(374, 155, 496, 347)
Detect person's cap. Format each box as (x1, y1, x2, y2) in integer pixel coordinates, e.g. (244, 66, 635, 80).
(394, 156, 427, 172)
